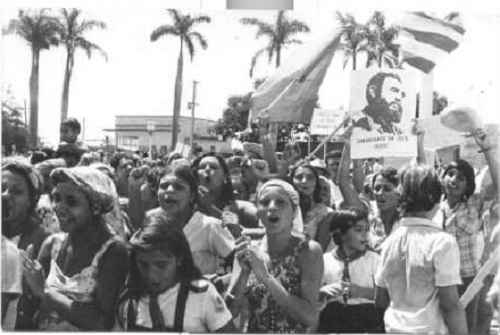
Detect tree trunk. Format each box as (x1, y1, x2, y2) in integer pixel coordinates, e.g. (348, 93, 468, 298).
(352, 51, 357, 70)
(29, 48, 40, 149)
(171, 39, 184, 151)
(60, 49, 74, 128)
(276, 46, 281, 68)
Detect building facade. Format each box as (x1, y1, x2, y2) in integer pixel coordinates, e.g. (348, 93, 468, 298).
(105, 115, 231, 155)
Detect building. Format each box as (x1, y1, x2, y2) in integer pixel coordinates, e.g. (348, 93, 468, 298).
(104, 115, 231, 155)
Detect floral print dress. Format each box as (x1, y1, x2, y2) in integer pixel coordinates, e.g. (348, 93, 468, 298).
(245, 239, 305, 333)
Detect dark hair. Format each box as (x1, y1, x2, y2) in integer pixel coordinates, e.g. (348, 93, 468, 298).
(60, 117, 81, 134)
(117, 216, 203, 327)
(2, 156, 43, 213)
(330, 209, 368, 246)
(284, 142, 302, 157)
(399, 164, 443, 214)
(31, 151, 47, 165)
(55, 143, 83, 165)
(191, 153, 234, 208)
(442, 159, 476, 199)
(290, 164, 322, 217)
(366, 72, 402, 104)
(157, 164, 199, 206)
(325, 151, 342, 160)
(372, 166, 399, 189)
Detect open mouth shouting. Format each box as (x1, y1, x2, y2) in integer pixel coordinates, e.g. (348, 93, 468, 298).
(267, 214, 280, 224)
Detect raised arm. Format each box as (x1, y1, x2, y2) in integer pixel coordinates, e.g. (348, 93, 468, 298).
(474, 127, 498, 195)
(413, 119, 426, 165)
(339, 126, 369, 213)
(258, 114, 280, 174)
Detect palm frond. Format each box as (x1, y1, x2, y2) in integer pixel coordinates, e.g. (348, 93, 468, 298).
(283, 38, 302, 45)
(184, 35, 195, 61)
(150, 25, 179, 41)
(77, 19, 107, 35)
(167, 9, 182, 24)
(75, 37, 107, 60)
(249, 47, 268, 77)
(188, 31, 208, 49)
(192, 15, 211, 25)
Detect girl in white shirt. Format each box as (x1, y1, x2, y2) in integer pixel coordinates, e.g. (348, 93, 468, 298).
(318, 209, 384, 333)
(116, 217, 234, 332)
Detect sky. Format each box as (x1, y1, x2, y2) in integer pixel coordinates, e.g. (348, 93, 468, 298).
(1, 0, 500, 147)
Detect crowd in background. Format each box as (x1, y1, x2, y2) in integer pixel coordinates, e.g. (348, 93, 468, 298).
(2, 116, 499, 334)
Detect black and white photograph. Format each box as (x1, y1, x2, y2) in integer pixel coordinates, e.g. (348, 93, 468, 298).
(1, 0, 499, 333)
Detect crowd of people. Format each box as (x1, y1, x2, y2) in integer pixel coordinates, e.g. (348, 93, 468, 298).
(1, 115, 499, 334)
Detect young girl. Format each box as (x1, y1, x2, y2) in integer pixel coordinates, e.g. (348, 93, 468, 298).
(116, 217, 234, 332)
(318, 210, 384, 333)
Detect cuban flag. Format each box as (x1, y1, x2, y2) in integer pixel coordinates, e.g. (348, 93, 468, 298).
(398, 12, 465, 73)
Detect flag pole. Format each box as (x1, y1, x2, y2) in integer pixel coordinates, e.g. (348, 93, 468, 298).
(304, 117, 349, 162)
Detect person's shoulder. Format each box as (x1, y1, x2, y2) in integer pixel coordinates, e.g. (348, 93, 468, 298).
(299, 238, 323, 259)
(198, 212, 222, 226)
(145, 207, 164, 218)
(189, 278, 211, 294)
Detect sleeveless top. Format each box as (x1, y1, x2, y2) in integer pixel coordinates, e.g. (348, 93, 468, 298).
(245, 238, 305, 333)
(38, 233, 116, 331)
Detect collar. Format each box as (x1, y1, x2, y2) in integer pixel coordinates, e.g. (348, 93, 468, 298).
(400, 217, 442, 229)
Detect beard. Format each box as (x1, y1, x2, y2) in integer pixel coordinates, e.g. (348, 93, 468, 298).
(365, 99, 402, 125)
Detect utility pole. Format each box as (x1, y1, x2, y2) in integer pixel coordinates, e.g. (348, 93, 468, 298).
(189, 80, 199, 159)
(82, 117, 86, 142)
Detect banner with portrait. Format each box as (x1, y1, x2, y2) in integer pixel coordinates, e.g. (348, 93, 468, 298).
(349, 69, 417, 159)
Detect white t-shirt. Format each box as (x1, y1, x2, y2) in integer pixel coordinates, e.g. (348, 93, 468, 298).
(184, 211, 235, 275)
(323, 249, 380, 304)
(2, 236, 23, 330)
(375, 218, 462, 334)
(123, 280, 232, 332)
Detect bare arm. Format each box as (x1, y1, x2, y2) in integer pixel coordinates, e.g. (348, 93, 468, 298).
(262, 241, 323, 327)
(374, 285, 390, 310)
(474, 128, 499, 195)
(257, 114, 279, 174)
(339, 138, 368, 214)
(438, 285, 468, 334)
(41, 242, 129, 330)
(226, 253, 251, 317)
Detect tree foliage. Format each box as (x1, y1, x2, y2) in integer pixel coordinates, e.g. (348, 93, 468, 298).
(4, 9, 62, 148)
(151, 9, 211, 150)
(59, 8, 107, 124)
(2, 101, 28, 155)
(214, 93, 252, 139)
(240, 11, 310, 77)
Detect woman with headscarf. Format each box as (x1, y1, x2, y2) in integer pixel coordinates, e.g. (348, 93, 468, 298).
(2, 157, 51, 330)
(437, 127, 498, 333)
(146, 164, 235, 276)
(115, 216, 234, 332)
(21, 167, 129, 331)
(227, 179, 323, 333)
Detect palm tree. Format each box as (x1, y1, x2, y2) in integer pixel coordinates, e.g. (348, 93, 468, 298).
(364, 12, 399, 69)
(334, 11, 369, 70)
(240, 11, 310, 77)
(58, 9, 107, 126)
(151, 9, 210, 150)
(4, 9, 61, 148)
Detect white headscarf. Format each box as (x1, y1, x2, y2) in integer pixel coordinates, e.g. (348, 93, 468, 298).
(257, 179, 304, 238)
